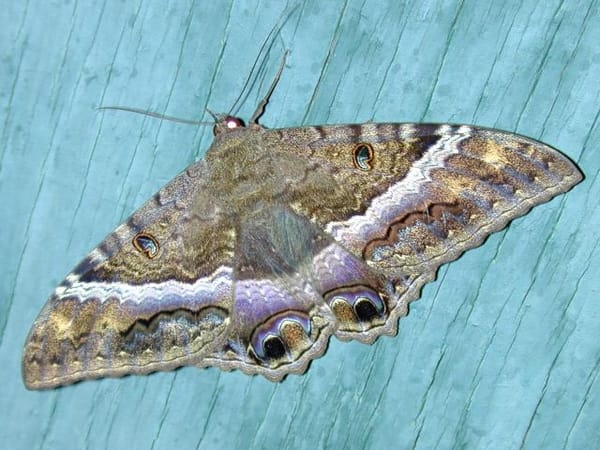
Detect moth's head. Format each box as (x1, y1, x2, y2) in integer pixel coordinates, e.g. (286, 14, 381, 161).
(212, 115, 246, 136)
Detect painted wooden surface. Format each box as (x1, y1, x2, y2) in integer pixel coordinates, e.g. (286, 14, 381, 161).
(1, 1, 598, 449)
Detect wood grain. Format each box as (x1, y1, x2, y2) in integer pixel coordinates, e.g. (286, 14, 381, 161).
(1, 0, 598, 448)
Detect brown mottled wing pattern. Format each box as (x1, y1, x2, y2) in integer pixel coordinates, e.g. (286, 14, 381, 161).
(22, 161, 236, 389)
(23, 120, 582, 389)
(264, 123, 582, 337)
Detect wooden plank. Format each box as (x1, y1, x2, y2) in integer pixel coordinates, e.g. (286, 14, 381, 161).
(1, 0, 598, 448)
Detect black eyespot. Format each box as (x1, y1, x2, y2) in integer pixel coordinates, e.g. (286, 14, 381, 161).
(263, 335, 286, 359)
(133, 232, 159, 259)
(353, 143, 374, 171)
(354, 297, 379, 321)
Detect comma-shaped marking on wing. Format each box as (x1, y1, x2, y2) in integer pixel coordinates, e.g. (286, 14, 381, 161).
(353, 143, 374, 171)
(132, 232, 160, 259)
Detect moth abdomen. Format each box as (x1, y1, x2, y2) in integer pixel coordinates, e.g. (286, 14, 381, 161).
(23, 106, 582, 388)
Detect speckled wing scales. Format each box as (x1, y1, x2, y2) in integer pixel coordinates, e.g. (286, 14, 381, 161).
(22, 160, 236, 389)
(23, 120, 582, 389)
(268, 123, 582, 339)
(201, 204, 339, 381)
(200, 203, 398, 381)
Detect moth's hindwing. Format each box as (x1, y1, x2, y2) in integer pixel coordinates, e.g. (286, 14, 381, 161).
(23, 122, 582, 389)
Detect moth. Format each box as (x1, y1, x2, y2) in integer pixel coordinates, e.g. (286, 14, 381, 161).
(22, 77, 582, 390)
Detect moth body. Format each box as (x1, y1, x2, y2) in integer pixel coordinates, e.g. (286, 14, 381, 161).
(22, 116, 582, 389)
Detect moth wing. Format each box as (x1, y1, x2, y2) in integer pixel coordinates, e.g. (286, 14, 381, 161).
(23, 160, 235, 389)
(262, 123, 582, 337)
(23, 122, 583, 388)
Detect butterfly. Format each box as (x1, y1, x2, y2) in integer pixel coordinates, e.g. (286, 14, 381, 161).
(22, 74, 582, 390)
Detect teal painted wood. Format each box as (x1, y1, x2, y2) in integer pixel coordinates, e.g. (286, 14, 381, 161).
(1, 0, 598, 449)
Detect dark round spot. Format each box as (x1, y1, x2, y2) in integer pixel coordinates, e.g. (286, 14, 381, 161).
(225, 116, 245, 129)
(263, 335, 286, 359)
(354, 299, 379, 321)
(213, 116, 245, 135)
